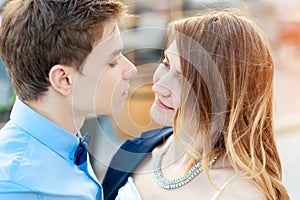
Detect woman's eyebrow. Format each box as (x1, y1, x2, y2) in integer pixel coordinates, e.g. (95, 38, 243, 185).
(164, 52, 170, 62)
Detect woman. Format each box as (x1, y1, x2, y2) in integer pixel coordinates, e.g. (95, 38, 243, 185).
(102, 9, 290, 200)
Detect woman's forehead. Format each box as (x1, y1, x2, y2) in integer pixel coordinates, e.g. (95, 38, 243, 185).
(165, 40, 177, 55)
(165, 41, 181, 72)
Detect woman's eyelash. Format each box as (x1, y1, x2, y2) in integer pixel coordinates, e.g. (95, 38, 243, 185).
(162, 61, 170, 68)
(176, 71, 182, 80)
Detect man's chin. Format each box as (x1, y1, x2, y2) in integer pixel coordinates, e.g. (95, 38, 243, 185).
(110, 102, 125, 115)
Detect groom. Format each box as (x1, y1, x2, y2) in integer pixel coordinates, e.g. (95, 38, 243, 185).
(0, 0, 136, 199)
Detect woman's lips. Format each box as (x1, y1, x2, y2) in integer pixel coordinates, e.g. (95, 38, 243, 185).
(156, 99, 174, 110)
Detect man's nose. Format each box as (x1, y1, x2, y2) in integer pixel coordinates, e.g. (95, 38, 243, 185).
(120, 55, 137, 80)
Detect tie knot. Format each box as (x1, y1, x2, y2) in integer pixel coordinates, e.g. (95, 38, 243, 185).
(81, 132, 92, 147)
(74, 133, 92, 166)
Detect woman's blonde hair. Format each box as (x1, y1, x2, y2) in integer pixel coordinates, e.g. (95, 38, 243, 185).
(169, 9, 289, 200)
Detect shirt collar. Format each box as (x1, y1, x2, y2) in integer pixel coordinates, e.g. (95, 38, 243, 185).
(10, 97, 79, 163)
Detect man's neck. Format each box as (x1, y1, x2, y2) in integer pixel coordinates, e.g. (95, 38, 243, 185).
(24, 96, 84, 135)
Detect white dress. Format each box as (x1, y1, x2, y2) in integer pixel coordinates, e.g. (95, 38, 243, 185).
(115, 177, 142, 200)
(115, 175, 237, 200)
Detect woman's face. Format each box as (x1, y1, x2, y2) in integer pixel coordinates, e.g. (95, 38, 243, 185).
(150, 41, 182, 126)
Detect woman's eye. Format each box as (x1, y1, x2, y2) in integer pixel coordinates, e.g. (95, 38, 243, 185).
(176, 72, 182, 81)
(161, 60, 170, 69)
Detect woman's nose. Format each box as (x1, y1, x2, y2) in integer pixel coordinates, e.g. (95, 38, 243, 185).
(152, 83, 171, 97)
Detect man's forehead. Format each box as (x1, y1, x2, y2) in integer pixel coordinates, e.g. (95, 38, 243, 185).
(98, 21, 120, 44)
(90, 22, 123, 60)
(79, 23, 123, 71)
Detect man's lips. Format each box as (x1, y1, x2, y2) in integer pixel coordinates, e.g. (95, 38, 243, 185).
(122, 85, 130, 98)
(122, 90, 129, 98)
(156, 99, 174, 110)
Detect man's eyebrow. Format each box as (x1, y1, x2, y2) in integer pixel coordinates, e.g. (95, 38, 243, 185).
(108, 49, 122, 60)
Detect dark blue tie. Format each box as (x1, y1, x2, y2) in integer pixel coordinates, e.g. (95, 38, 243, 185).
(74, 133, 102, 199)
(74, 133, 92, 165)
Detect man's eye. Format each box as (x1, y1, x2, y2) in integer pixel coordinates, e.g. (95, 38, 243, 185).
(109, 62, 118, 68)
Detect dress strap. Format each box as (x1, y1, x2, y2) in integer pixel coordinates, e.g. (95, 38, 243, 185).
(211, 174, 238, 200)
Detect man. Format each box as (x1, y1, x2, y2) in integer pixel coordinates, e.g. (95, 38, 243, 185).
(0, 0, 136, 199)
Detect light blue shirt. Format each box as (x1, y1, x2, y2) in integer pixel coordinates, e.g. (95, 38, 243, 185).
(0, 98, 103, 199)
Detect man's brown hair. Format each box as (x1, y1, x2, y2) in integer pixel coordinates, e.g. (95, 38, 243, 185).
(0, 0, 126, 101)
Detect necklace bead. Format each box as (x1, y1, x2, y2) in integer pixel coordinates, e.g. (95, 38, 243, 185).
(153, 139, 218, 190)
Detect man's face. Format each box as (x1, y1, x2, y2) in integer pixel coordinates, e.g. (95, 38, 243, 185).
(72, 21, 137, 116)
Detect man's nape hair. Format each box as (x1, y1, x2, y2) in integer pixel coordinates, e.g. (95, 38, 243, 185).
(0, 0, 126, 101)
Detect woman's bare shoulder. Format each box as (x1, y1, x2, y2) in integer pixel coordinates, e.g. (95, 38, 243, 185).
(219, 175, 267, 200)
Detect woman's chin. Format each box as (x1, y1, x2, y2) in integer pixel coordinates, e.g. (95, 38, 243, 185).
(150, 104, 174, 126)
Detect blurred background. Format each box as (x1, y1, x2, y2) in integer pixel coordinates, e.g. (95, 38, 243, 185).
(0, 0, 299, 199)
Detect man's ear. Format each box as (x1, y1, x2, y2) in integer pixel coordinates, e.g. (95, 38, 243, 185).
(48, 65, 76, 96)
